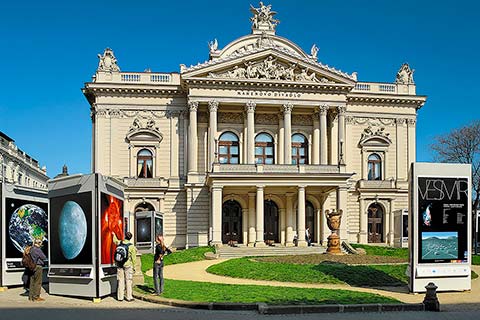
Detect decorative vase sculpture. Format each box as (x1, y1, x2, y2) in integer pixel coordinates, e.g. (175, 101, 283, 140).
(325, 209, 343, 255)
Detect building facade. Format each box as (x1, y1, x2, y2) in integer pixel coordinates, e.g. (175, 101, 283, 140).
(0, 131, 48, 189)
(83, 3, 426, 248)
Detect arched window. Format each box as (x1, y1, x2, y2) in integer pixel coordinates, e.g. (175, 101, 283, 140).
(292, 133, 308, 165)
(218, 132, 239, 164)
(367, 153, 382, 180)
(137, 149, 153, 178)
(255, 133, 274, 164)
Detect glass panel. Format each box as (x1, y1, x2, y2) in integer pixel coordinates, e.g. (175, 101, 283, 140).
(256, 157, 263, 164)
(219, 132, 238, 141)
(368, 154, 380, 161)
(299, 158, 305, 164)
(292, 134, 305, 143)
(138, 149, 152, 157)
(292, 159, 297, 165)
(256, 133, 273, 143)
(265, 147, 273, 155)
(265, 158, 273, 164)
(292, 147, 297, 154)
(368, 166, 373, 180)
(299, 148, 305, 156)
(137, 161, 143, 177)
(146, 160, 153, 178)
(255, 147, 263, 155)
(219, 146, 228, 154)
(230, 146, 238, 154)
(230, 157, 239, 164)
(374, 163, 381, 179)
(219, 157, 227, 164)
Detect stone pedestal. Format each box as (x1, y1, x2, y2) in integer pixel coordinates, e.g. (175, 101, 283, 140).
(326, 234, 342, 255)
(133, 254, 144, 285)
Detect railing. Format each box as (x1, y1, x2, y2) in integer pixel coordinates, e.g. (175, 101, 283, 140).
(358, 179, 396, 189)
(124, 177, 169, 188)
(212, 164, 340, 174)
(353, 82, 398, 94)
(95, 72, 180, 85)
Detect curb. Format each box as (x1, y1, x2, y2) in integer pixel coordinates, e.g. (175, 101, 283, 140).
(133, 291, 427, 314)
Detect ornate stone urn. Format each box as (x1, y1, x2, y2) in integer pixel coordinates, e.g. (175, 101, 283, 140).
(325, 209, 343, 255)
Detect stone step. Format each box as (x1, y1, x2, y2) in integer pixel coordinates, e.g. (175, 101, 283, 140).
(216, 246, 327, 258)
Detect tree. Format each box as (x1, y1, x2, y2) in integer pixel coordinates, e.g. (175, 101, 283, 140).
(430, 120, 480, 210)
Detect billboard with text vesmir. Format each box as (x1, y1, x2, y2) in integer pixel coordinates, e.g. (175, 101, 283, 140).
(418, 177, 469, 263)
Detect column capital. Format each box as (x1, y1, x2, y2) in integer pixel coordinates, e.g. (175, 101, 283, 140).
(208, 100, 219, 112)
(318, 104, 329, 115)
(256, 185, 265, 190)
(337, 105, 347, 114)
(188, 101, 199, 112)
(245, 101, 256, 112)
(283, 102, 293, 114)
(298, 185, 306, 191)
(211, 185, 223, 191)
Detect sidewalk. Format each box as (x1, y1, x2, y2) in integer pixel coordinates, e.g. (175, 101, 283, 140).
(149, 259, 480, 310)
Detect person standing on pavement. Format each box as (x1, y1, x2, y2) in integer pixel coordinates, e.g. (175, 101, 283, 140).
(113, 231, 137, 302)
(152, 235, 171, 295)
(305, 227, 312, 246)
(29, 238, 47, 301)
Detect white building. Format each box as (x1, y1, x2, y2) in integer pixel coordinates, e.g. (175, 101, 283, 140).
(0, 131, 48, 189)
(83, 3, 426, 248)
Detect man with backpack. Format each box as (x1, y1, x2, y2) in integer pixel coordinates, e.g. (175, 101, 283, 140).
(28, 238, 47, 301)
(112, 231, 137, 302)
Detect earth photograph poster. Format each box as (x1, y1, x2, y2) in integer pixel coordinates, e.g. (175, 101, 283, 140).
(100, 193, 124, 265)
(5, 198, 48, 259)
(417, 177, 469, 263)
(50, 192, 92, 265)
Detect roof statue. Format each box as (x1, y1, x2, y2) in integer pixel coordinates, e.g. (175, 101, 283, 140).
(310, 44, 319, 61)
(208, 38, 218, 53)
(395, 63, 414, 84)
(250, 2, 279, 34)
(97, 48, 120, 72)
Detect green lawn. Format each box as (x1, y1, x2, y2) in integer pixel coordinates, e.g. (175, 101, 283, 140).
(473, 255, 480, 265)
(137, 276, 400, 305)
(141, 246, 214, 273)
(207, 258, 408, 287)
(351, 244, 409, 259)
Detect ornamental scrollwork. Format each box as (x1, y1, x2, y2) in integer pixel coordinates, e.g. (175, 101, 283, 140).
(218, 112, 243, 124)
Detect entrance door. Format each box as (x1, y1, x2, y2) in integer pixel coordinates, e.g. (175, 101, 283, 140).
(305, 201, 315, 242)
(368, 203, 383, 243)
(222, 200, 242, 245)
(264, 200, 279, 243)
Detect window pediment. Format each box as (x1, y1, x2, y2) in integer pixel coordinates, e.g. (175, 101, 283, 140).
(126, 117, 163, 143)
(359, 126, 391, 147)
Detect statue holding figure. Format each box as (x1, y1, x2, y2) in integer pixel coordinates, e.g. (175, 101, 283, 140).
(250, 2, 279, 31)
(395, 63, 415, 84)
(208, 38, 218, 53)
(310, 44, 319, 60)
(97, 48, 120, 72)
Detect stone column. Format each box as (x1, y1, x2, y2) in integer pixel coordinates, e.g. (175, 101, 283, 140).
(208, 100, 219, 170)
(407, 119, 416, 166)
(278, 113, 285, 164)
(248, 192, 256, 246)
(255, 186, 265, 246)
(283, 103, 293, 164)
(211, 186, 223, 246)
(358, 197, 367, 243)
(396, 119, 407, 181)
(297, 186, 307, 247)
(242, 208, 249, 245)
(246, 101, 256, 164)
(336, 187, 348, 241)
(279, 208, 286, 245)
(286, 193, 294, 246)
(388, 200, 394, 246)
(170, 113, 179, 182)
(337, 106, 346, 165)
(187, 101, 198, 173)
(312, 113, 320, 165)
(319, 105, 328, 165)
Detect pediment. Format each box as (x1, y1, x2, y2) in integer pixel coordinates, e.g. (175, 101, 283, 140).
(359, 126, 391, 147)
(126, 117, 163, 143)
(182, 49, 355, 86)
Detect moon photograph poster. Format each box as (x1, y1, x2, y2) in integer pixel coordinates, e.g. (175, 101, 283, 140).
(5, 198, 48, 259)
(50, 192, 92, 265)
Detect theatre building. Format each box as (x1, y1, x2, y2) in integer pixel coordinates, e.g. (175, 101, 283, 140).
(83, 3, 426, 248)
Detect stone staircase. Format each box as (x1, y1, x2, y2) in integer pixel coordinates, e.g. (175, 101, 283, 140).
(216, 245, 327, 258)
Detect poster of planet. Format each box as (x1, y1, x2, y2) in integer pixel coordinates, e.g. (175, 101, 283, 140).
(100, 193, 124, 265)
(5, 198, 48, 259)
(50, 192, 92, 265)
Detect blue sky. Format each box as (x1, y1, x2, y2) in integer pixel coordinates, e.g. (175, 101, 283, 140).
(1, 0, 479, 177)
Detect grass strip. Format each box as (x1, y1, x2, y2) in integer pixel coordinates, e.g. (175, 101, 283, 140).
(137, 276, 400, 305)
(141, 246, 214, 273)
(207, 258, 408, 287)
(351, 244, 409, 259)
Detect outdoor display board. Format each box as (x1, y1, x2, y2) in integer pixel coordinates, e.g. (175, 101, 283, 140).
(48, 173, 125, 299)
(409, 163, 472, 292)
(135, 211, 163, 254)
(1, 182, 48, 287)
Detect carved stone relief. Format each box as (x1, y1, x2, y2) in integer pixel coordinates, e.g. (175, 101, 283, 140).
(255, 113, 279, 125)
(292, 114, 313, 126)
(97, 48, 120, 72)
(218, 112, 244, 124)
(395, 63, 415, 84)
(198, 112, 208, 123)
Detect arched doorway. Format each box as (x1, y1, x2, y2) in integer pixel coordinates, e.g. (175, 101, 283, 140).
(222, 200, 243, 245)
(264, 200, 279, 243)
(368, 203, 384, 243)
(305, 201, 315, 242)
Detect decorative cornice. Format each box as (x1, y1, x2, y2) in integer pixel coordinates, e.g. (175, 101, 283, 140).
(347, 95, 426, 108)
